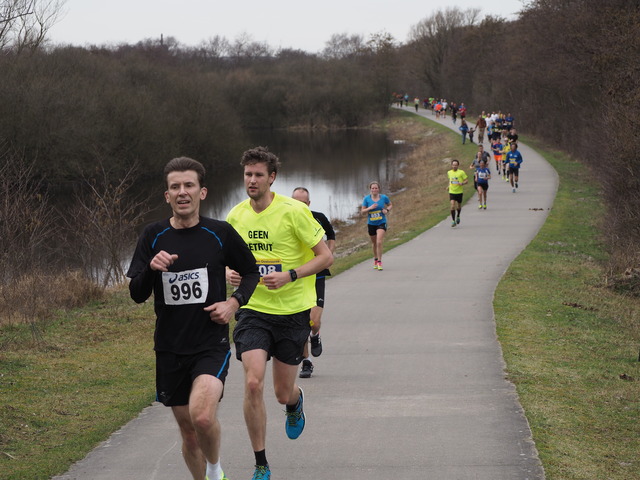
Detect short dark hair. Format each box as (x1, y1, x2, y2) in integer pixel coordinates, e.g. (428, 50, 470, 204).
(240, 146, 281, 175)
(164, 157, 206, 187)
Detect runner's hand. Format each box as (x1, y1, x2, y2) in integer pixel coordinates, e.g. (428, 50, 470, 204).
(150, 251, 178, 272)
(262, 271, 290, 290)
(204, 299, 238, 325)
(226, 268, 241, 287)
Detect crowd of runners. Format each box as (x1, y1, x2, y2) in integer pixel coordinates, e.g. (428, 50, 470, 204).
(394, 93, 524, 221)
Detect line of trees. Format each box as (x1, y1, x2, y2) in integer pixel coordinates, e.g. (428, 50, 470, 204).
(1, 0, 638, 313)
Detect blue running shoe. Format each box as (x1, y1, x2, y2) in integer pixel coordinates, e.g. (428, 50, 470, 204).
(285, 387, 305, 439)
(252, 465, 271, 480)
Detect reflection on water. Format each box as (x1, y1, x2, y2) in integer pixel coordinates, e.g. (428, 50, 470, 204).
(148, 129, 405, 224)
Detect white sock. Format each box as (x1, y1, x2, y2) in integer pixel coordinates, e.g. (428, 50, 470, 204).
(206, 460, 223, 480)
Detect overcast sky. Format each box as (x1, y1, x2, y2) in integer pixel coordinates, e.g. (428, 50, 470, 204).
(48, 0, 526, 53)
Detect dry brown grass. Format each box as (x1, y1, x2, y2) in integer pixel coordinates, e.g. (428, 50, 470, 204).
(0, 271, 103, 335)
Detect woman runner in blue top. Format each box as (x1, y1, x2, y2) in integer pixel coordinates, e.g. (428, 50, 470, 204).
(475, 159, 492, 209)
(361, 181, 392, 270)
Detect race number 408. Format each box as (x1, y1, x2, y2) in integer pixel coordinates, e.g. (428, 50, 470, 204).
(162, 268, 209, 305)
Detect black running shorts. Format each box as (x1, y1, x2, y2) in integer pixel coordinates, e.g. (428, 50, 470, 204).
(367, 223, 387, 237)
(234, 308, 311, 365)
(156, 348, 231, 407)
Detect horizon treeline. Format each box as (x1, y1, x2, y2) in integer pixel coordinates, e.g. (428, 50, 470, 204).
(1, 0, 638, 294)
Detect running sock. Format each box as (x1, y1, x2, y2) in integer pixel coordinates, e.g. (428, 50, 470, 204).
(451, 210, 456, 221)
(286, 391, 302, 412)
(206, 460, 223, 480)
(457, 209, 461, 218)
(254, 449, 268, 467)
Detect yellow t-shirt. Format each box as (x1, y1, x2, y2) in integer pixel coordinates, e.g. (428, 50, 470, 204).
(226, 193, 325, 315)
(447, 169, 468, 194)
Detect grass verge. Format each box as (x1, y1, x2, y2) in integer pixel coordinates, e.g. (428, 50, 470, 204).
(494, 138, 640, 479)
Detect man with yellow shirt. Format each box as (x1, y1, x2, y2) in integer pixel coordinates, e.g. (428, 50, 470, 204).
(226, 146, 333, 480)
(446, 159, 469, 227)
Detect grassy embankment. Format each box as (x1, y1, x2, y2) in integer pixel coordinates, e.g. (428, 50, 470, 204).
(0, 110, 638, 479)
(494, 138, 639, 480)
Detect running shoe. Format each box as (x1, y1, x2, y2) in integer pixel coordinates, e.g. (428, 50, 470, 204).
(513, 188, 516, 193)
(373, 260, 379, 269)
(377, 261, 383, 271)
(483, 204, 487, 209)
(285, 387, 305, 439)
(205, 472, 228, 480)
(456, 217, 461, 224)
(451, 220, 456, 227)
(310, 334, 322, 357)
(299, 359, 313, 378)
(251, 465, 271, 480)
(478, 204, 483, 209)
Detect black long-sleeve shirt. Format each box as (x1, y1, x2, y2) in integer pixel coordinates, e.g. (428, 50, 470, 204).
(127, 216, 259, 354)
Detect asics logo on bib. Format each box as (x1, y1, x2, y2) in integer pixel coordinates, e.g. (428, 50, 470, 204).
(168, 271, 200, 284)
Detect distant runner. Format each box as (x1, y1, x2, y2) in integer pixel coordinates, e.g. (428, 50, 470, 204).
(505, 142, 524, 193)
(446, 159, 468, 227)
(362, 181, 392, 270)
(475, 159, 492, 209)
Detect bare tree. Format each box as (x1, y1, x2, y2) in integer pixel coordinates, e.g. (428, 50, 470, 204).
(363, 31, 399, 115)
(228, 32, 273, 63)
(322, 33, 365, 59)
(63, 160, 151, 287)
(0, 145, 56, 283)
(407, 7, 481, 94)
(0, 0, 65, 52)
(198, 35, 230, 59)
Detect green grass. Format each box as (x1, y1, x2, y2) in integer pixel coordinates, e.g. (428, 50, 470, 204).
(494, 138, 640, 480)
(0, 289, 156, 480)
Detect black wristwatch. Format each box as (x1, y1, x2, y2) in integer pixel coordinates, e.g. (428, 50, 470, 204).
(231, 291, 245, 307)
(289, 269, 298, 282)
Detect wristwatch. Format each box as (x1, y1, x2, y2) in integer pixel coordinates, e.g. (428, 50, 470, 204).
(231, 291, 245, 307)
(289, 269, 298, 282)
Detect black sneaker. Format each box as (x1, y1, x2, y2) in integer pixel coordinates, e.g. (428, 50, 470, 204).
(299, 360, 313, 378)
(310, 334, 322, 357)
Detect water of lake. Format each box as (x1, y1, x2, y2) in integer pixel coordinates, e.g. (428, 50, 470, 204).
(145, 129, 407, 225)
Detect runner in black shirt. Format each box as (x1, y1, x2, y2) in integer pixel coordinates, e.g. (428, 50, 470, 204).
(127, 156, 259, 480)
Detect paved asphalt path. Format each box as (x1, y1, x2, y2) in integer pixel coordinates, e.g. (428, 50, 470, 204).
(54, 107, 557, 480)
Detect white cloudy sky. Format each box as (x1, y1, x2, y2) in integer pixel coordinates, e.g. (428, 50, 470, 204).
(48, 0, 526, 53)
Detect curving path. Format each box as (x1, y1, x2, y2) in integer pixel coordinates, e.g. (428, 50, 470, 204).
(54, 106, 556, 480)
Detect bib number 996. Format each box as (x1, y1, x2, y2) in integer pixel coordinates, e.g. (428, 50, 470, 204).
(162, 268, 209, 305)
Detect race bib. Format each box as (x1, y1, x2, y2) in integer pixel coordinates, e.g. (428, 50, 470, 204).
(370, 211, 383, 221)
(162, 268, 208, 305)
(257, 259, 282, 284)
